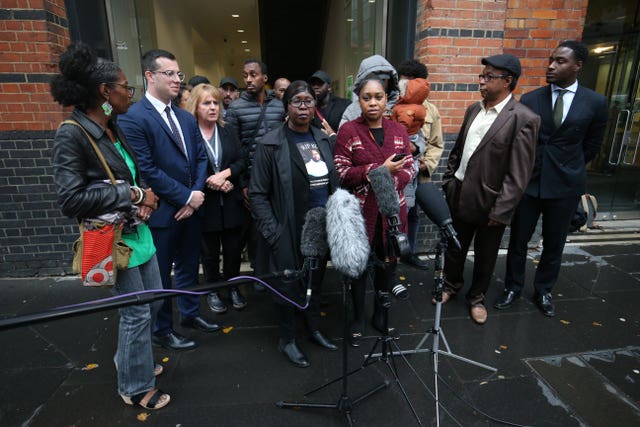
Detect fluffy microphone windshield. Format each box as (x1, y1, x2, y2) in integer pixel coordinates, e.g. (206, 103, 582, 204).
(300, 207, 328, 258)
(368, 166, 399, 217)
(326, 189, 370, 278)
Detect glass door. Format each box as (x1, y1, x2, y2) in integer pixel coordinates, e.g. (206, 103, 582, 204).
(583, 2, 640, 219)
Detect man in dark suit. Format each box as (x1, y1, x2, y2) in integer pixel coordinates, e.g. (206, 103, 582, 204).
(441, 54, 540, 324)
(495, 40, 608, 317)
(119, 49, 219, 350)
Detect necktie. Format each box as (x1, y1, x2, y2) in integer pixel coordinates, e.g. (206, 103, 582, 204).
(553, 89, 568, 128)
(165, 106, 187, 157)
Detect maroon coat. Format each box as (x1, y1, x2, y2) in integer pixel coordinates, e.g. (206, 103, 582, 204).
(334, 116, 414, 243)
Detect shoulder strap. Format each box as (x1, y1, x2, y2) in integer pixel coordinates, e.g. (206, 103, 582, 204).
(249, 102, 269, 140)
(60, 120, 117, 185)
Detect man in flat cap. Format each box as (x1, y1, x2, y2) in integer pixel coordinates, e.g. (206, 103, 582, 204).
(308, 70, 350, 133)
(439, 54, 540, 324)
(219, 77, 240, 118)
(496, 41, 608, 317)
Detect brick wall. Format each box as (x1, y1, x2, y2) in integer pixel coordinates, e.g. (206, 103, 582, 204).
(0, 1, 72, 277)
(415, 0, 588, 135)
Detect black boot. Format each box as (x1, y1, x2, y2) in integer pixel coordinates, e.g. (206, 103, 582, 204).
(278, 339, 310, 368)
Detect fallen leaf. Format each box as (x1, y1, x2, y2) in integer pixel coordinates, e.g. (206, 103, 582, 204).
(560, 319, 570, 325)
(136, 412, 149, 421)
(479, 381, 488, 385)
(162, 357, 169, 363)
(320, 311, 326, 317)
(399, 276, 406, 281)
(499, 345, 508, 350)
(222, 326, 233, 334)
(592, 321, 603, 327)
(82, 363, 99, 371)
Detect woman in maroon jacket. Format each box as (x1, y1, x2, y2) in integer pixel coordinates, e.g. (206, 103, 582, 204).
(333, 78, 414, 346)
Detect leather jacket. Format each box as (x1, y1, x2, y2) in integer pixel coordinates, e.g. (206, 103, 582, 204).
(52, 109, 145, 220)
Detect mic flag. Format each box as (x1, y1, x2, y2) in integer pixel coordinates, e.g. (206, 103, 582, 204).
(368, 165, 400, 217)
(415, 183, 462, 250)
(300, 207, 328, 260)
(326, 189, 370, 278)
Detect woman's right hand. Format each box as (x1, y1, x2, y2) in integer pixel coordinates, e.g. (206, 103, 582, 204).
(141, 188, 159, 210)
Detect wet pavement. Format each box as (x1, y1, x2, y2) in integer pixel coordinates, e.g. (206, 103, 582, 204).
(0, 240, 639, 426)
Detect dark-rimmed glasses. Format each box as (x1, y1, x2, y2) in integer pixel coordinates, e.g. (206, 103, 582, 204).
(289, 98, 316, 108)
(478, 73, 508, 82)
(114, 83, 135, 96)
(152, 70, 186, 82)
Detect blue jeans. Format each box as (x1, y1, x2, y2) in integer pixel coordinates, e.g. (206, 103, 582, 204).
(111, 254, 163, 397)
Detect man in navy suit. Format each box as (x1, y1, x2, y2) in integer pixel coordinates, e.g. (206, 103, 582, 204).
(120, 49, 219, 350)
(495, 40, 608, 317)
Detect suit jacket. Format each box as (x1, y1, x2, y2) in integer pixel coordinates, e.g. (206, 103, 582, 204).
(520, 85, 608, 198)
(201, 124, 248, 232)
(118, 96, 208, 228)
(443, 96, 540, 225)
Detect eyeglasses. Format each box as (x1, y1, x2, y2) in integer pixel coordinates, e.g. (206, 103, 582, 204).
(478, 73, 508, 82)
(289, 98, 315, 108)
(152, 70, 186, 82)
(114, 83, 135, 96)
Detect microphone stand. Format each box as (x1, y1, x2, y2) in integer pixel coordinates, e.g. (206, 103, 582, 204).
(383, 229, 497, 427)
(276, 274, 389, 426)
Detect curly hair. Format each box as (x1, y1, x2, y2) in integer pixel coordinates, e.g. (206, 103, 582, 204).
(396, 59, 428, 79)
(50, 43, 121, 110)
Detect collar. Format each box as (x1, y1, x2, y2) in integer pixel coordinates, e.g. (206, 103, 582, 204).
(145, 92, 172, 114)
(481, 93, 512, 114)
(551, 80, 579, 94)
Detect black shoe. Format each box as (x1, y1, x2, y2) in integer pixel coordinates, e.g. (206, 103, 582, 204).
(534, 292, 555, 317)
(278, 340, 310, 368)
(180, 316, 220, 332)
(310, 330, 338, 351)
(494, 289, 520, 310)
(152, 332, 197, 350)
(371, 311, 398, 337)
(404, 254, 429, 270)
(207, 292, 227, 314)
(230, 288, 247, 310)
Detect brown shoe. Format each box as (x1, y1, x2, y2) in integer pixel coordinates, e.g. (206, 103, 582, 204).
(470, 303, 487, 324)
(431, 290, 452, 305)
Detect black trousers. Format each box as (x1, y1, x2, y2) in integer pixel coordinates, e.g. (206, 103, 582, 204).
(201, 225, 244, 288)
(505, 193, 579, 295)
(277, 256, 328, 341)
(443, 214, 506, 305)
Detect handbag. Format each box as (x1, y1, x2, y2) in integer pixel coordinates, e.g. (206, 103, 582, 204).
(61, 120, 133, 287)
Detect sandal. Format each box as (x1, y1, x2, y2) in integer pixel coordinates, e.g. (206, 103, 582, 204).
(121, 388, 170, 410)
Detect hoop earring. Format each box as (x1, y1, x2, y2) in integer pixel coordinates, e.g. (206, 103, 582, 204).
(101, 98, 113, 116)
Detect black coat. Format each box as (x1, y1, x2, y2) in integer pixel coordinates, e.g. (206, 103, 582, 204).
(313, 94, 351, 132)
(201, 125, 248, 232)
(52, 109, 143, 219)
(249, 124, 338, 296)
(520, 85, 608, 198)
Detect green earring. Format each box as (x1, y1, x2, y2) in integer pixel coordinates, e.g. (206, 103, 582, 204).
(101, 99, 113, 116)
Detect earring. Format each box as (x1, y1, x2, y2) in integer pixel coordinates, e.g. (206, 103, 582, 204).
(101, 98, 113, 116)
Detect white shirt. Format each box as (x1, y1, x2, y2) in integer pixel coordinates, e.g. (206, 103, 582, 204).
(551, 80, 578, 125)
(145, 92, 188, 157)
(455, 94, 512, 181)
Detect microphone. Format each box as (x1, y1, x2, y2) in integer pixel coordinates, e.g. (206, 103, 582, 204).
(368, 166, 411, 258)
(414, 183, 462, 250)
(299, 207, 328, 303)
(326, 189, 370, 278)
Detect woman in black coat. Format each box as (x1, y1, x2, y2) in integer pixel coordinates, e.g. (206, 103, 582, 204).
(250, 81, 340, 368)
(185, 84, 249, 313)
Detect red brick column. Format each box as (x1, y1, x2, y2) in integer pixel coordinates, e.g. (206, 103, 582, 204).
(415, 0, 588, 134)
(0, 0, 69, 131)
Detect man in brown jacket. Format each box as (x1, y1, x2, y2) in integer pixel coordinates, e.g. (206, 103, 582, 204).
(440, 54, 540, 324)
